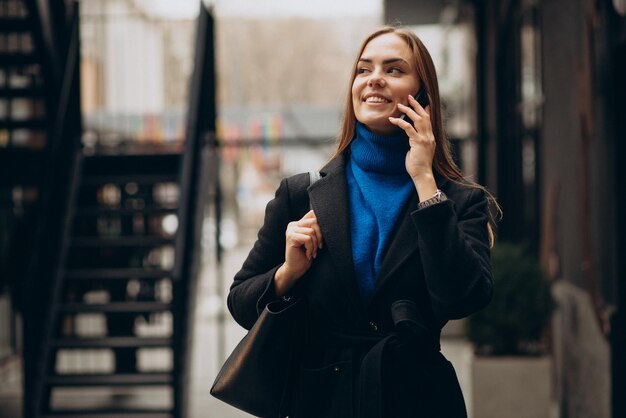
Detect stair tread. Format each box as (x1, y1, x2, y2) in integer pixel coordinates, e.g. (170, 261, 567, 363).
(45, 373, 173, 386)
(80, 156, 181, 179)
(74, 206, 178, 216)
(0, 53, 38, 66)
(0, 19, 30, 32)
(80, 174, 179, 186)
(42, 411, 172, 418)
(0, 118, 46, 129)
(70, 236, 175, 247)
(0, 149, 46, 184)
(0, 147, 45, 156)
(83, 153, 182, 161)
(50, 336, 173, 348)
(59, 302, 172, 313)
(0, 86, 44, 97)
(64, 268, 173, 280)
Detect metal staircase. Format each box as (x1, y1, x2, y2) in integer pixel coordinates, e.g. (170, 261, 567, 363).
(36, 151, 185, 417)
(0, 0, 51, 297)
(4, 2, 217, 417)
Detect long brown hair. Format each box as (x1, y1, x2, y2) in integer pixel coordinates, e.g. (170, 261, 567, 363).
(333, 26, 501, 245)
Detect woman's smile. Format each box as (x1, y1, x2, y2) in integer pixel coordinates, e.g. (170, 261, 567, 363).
(363, 93, 392, 104)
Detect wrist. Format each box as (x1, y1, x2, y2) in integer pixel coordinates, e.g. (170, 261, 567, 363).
(412, 172, 438, 201)
(410, 170, 435, 182)
(274, 265, 294, 297)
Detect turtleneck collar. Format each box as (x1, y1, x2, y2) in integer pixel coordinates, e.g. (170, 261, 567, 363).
(349, 122, 410, 175)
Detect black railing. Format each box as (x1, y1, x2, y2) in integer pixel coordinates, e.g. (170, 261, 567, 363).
(24, 0, 69, 120)
(22, 4, 82, 417)
(171, 3, 216, 417)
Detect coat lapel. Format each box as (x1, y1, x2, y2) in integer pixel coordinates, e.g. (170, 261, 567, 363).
(308, 155, 364, 316)
(371, 173, 451, 301)
(371, 192, 421, 298)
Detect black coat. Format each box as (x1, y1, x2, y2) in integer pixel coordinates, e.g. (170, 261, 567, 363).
(228, 153, 493, 418)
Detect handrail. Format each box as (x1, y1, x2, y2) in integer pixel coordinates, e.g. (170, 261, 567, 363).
(171, 3, 216, 417)
(22, 4, 83, 417)
(23, 0, 68, 88)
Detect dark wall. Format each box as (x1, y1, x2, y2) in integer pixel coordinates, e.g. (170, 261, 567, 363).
(542, 0, 618, 300)
(542, 0, 585, 288)
(384, 0, 444, 25)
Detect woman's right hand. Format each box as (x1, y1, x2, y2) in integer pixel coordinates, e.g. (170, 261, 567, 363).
(274, 210, 323, 296)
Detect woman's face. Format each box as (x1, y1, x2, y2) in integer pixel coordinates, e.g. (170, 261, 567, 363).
(351, 33, 421, 135)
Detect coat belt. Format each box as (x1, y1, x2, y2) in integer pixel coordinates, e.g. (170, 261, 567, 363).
(315, 300, 441, 418)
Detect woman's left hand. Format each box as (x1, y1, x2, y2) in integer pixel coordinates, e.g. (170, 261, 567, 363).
(388, 94, 436, 180)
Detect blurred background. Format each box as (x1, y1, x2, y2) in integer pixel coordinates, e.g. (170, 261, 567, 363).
(0, 0, 624, 417)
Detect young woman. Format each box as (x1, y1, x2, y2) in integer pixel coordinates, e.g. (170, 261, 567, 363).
(227, 26, 496, 418)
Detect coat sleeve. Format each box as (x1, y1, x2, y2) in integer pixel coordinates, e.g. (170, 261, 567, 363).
(411, 187, 493, 322)
(227, 178, 292, 330)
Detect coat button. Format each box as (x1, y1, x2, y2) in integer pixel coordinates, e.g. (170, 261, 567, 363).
(333, 366, 341, 373)
(368, 321, 378, 331)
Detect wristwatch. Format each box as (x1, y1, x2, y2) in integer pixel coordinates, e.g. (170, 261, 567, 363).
(418, 189, 447, 209)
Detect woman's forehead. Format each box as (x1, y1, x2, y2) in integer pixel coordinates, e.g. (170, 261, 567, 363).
(360, 33, 412, 60)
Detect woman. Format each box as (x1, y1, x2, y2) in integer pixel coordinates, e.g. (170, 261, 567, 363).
(227, 26, 496, 418)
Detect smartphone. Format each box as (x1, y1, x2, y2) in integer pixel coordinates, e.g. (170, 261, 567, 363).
(402, 87, 429, 123)
(414, 86, 429, 108)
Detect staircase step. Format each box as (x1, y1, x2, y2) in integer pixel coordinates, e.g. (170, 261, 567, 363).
(0, 86, 43, 98)
(42, 412, 172, 418)
(58, 302, 172, 313)
(45, 373, 173, 386)
(0, 148, 46, 185)
(50, 337, 173, 349)
(64, 268, 173, 280)
(0, 118, 47, 129)
(0, 52, 38, 66)
(82, 154, 181, 177)
(0, 19, 30, 32)
(74, 206, 178, 216)
(80, 174, 179, 186)
(70, 236, 175, 247)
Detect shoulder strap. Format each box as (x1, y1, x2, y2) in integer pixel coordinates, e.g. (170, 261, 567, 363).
(308, 171, 320, 210)
(309, 171, 321, 185)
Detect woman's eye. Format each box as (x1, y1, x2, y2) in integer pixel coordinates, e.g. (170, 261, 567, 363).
(356, 67, 370, 74)
(388, 67, 404, 74)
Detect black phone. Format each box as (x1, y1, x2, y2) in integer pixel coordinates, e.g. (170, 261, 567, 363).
(402, 87, 429, 123)
(415, 86, 429, 108)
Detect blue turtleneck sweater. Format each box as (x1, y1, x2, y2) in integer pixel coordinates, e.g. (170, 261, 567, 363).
(346, 122, 415, 302)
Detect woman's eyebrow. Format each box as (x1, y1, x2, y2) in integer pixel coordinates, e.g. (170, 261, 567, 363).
(358, 57, 409, 65)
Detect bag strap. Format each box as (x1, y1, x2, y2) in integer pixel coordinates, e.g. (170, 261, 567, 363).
(308, 171, 321, 210)
(309, 171, 321, 185)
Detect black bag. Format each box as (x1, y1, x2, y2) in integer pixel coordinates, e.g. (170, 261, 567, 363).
(210, 171, 320, 417)
(210, 297, 305, 417)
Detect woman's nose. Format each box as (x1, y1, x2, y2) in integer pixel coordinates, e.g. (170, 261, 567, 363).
(367, 69, 385, 87)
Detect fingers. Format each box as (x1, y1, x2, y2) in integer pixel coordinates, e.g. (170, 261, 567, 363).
(285, 210, 324, 261)
(298, 210, 323, 249)
(288, 231, 316, 260)
(388, 114, 416, 133)
(397, 102, 421, 124)
(390, 96, 433, 138)
(408, 94, 430, 117)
